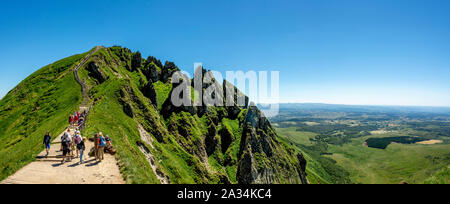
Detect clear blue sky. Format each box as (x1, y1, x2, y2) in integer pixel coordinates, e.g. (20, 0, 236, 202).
(1, 0, 449, 106)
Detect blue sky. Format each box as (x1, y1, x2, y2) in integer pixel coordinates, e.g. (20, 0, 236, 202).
(0, 0, 449, 106)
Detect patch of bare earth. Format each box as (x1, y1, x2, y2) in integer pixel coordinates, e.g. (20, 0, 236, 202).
(416, 140, 443, 145)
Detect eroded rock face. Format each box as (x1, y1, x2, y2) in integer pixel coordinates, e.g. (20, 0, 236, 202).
(86, 62, 107, 84)
(237, 104, 308, 184)
(147, 56, 163, 69)
(223, 80, 249, 119)
(142, 62, 160, 83)
(123, 102, 134, 118)
(142, 81, 158, 108)
(237, 150, 258, 184)
(296, 153, 308, 184)
(219, 126, 234, 154)
(119, 85, 167, 143)
(131, 51, 142, 71)
(204, 120, 219, 156)
(161, 61, 180, 83)
(160, 77, 196, 119)
(167, 112, 209, 164)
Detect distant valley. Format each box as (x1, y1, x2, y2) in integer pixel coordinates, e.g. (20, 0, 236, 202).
(268, 103, 450, 184)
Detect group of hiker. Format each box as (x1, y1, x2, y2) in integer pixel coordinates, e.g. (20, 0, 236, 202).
(59, 129, 114, 164)
(59, 128, 87, 164)
(69, 111, 86, 128)
(43, 110, 115, 165)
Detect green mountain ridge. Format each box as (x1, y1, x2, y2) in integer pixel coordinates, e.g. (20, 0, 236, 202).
(0, 46, 308, 184)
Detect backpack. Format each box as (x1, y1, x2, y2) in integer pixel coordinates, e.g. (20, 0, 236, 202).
(99, 137, 105, 147)
(75, 135, 82, 145)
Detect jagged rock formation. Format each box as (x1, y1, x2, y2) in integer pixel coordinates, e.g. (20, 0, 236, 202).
(131, 51, 142, 71)
(0, 46, 308, 184)
(86, 61, 107, 84)
(142, 61, 160, 83)
(237, 104, 308, 184)
(161, 61, 179, 83)
(141, 81, 158, 108)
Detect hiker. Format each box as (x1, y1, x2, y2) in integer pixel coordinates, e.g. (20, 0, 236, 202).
(61, 130, 71, 164)
(74, 131, 82, 158)
(70, 130, 76, 157)
(78, 117, 84, 128)
(78, 137, 86, 164)
(43, 131, 51, 157)
(69, 115, 73, 126)
(61, 128, 71, 151)
(67, 129, 73, 161)
(104, 135, 117, 155)
(97, 132, 106, 162)
(74, 115, 79, 126)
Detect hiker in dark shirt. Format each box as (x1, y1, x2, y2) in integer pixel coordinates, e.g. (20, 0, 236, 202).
(78, 137, 86, 164)
(43, 131, 51, 157)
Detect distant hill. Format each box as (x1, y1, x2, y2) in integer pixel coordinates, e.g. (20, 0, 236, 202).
(0, 46, 307, 184)
(262, 103, 450, 114)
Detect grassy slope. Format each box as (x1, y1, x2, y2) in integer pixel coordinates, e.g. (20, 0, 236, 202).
(0, 52, 88, 180)
(425, 165, 449, 184)
(82, 78, 161, 184)
(154, 81, 172, 111)
(276, 127, 351, 184)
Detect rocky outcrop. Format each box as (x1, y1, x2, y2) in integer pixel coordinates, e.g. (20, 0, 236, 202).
(119, 85, 167, 143)
(86, 62, 107, 84)
(122, 102, 134, 118)
(147, 56, 163, 71)
(236, 104, 308, 184)
(142, 61, 160, 83)
(219, 126, 234, 154)
(167, 112, 209, 164)
(161, 91, 196, 119)
(131, 51, 142, 71)
(296, 154, 308, 184)
(111, 46, 133, 71)
(204, 120, 219, 156)
(161, 61, 180, 83)
(141, 81, 158, 108)
(223, 80, 249, 119)
(160, 76, 196, 119)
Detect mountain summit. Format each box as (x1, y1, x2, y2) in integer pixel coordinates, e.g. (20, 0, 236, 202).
(0, 46, 307, 184)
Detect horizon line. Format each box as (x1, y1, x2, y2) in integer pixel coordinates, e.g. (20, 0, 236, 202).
(257, 102, 450, 108)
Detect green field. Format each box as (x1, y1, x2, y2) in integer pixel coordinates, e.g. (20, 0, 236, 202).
(327, 132, 450, 184)
(277, 127, 450, 184)
(272, 104, 450, 184)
